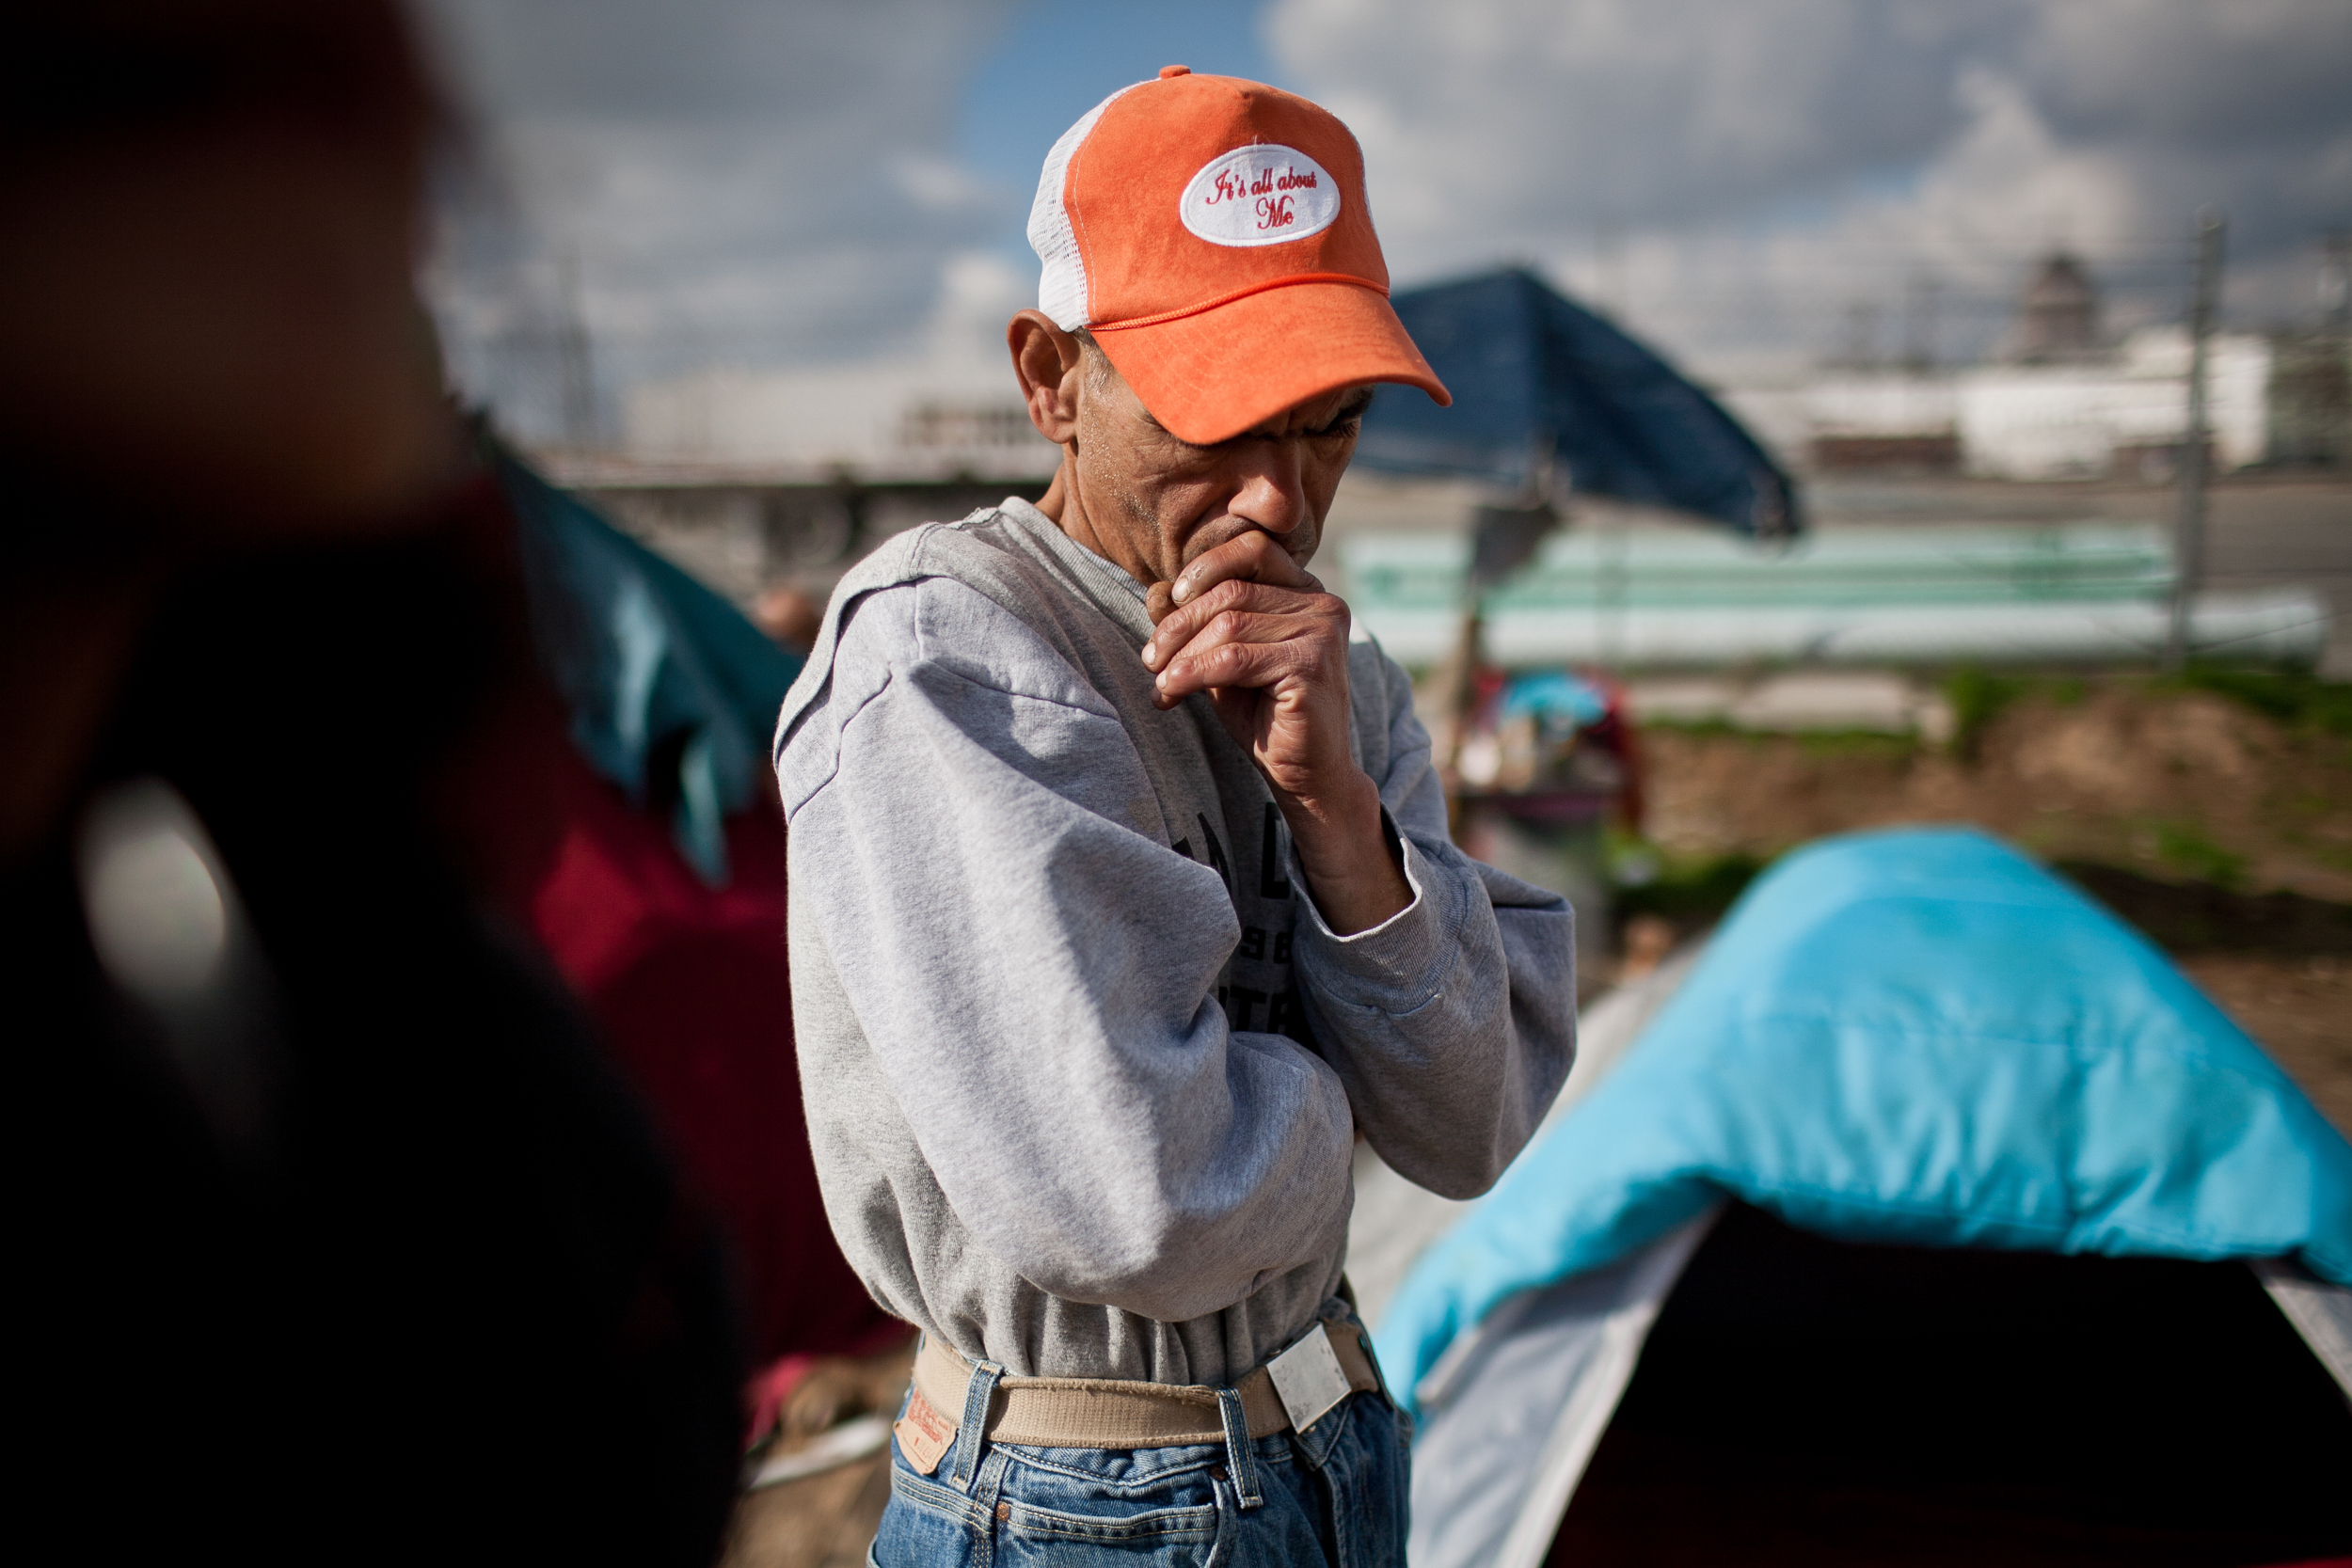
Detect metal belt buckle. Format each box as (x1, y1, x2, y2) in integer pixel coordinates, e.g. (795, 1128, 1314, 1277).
(1265, 1324, 1352, 1434)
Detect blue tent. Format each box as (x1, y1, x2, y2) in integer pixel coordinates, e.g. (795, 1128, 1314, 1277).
(1358, 267, 1799, 538)
(1362, 828, 2352, 1567)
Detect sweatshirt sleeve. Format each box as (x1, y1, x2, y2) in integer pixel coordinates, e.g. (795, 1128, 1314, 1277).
(1287, 641, 1579, 1199)
(781, 578, 1357, 1324)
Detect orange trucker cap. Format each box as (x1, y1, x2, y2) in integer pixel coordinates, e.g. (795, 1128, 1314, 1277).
(1025, 65, 1450, 446)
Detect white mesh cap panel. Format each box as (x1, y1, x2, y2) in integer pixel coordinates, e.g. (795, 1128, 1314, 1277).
(1027, 82, 1146, 331)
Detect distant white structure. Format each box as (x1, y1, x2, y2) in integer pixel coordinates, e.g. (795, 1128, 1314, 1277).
(625, 357, 1057, 484)
(1805, 375, 1958, 439)
(1748, 326, 2273, 482)
(1715, 251, 2279, 480)
(1957, 325, 2271, 480)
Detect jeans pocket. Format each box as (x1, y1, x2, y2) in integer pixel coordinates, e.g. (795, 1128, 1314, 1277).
(989, 1456, 1224, 1568)
(993, 1497, 1222, 1568)
(873, 1463, 989, 1568)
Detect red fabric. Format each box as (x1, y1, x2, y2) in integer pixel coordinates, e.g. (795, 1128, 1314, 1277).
(526, 746, 895, 1371)
(422, 470, 893, 1433)
(739, 1314, 917, 1449)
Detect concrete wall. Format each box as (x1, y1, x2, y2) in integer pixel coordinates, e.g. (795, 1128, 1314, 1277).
(624, 358, 1057, 483)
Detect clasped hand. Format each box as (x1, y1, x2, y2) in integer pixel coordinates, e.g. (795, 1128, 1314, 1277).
(1139, 531, 1410, 935)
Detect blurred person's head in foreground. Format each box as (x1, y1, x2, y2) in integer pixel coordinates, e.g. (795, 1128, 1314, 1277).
(3, 7, 742, 1564)
(3, 0, 453, 532)
(2, 0, 458, 861)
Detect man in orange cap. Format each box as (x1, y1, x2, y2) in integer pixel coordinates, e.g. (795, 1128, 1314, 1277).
(774, 69, 1577, 1565)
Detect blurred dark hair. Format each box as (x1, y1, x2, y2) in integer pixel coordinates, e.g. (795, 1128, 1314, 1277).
(2, 0, 465, 560)
(4, 1, 442, 161)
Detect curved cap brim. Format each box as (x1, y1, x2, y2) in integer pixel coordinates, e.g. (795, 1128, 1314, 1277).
(1089, 280, 1451, 447)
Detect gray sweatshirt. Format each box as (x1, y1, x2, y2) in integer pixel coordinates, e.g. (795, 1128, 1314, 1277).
(773, 499, 1575, 1386)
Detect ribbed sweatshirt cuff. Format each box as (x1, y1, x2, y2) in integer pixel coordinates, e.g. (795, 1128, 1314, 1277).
(1289, 820, 1459, 1013)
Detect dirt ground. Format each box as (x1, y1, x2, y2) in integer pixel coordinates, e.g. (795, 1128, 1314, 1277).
(721, 1344, 913, 1568)
(2176, 954, 2352, 1137)
(1644, 680, 2352, 902)
(1638, 673, 2352, 1134)
(722, 1453, 891, 1568)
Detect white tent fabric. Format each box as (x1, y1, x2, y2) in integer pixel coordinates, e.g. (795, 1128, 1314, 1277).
(1344, 946, 1716, 1568)
(1405, 1209, 1718, 1568)
(2256, 1259, 2352, 1398)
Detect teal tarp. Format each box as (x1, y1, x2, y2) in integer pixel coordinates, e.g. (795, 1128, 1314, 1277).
(499, 451, 803, 885)
(1378, 828, 2352, 1413)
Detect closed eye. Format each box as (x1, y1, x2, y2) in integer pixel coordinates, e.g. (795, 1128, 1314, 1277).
(1311, 389, 1375, 438)
(1190, 388, 1377, 453)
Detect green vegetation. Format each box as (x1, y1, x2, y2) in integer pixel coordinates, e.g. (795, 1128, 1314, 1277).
(1635, 717, 1918, 756)
(2172, 664, 2352, 737)
(1612, 845, 1769, 930)
(1944, 666, 2028, 760)
(1796, 730, 1918, 761)
(2148, 818, 2247, 889)
(1634, 716, 1749, 740)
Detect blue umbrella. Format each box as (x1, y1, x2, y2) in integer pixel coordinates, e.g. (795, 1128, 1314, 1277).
(1359, 267, 1800, 539)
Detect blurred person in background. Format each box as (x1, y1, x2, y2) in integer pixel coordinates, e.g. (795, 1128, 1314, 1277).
(1, 5, 744, 1561)
(754, 581, 826, 657)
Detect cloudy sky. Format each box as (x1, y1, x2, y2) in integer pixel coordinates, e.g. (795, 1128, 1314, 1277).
(413, 0, 2352, 441)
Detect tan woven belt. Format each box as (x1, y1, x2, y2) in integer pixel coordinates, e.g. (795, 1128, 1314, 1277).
(911, 1321, 1382, 1449)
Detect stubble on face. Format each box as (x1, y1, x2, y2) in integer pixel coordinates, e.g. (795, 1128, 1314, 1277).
(1067, 344, 1363, 590)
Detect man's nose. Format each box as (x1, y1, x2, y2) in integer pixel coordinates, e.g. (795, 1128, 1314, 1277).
(1225, 443, 1308, 536)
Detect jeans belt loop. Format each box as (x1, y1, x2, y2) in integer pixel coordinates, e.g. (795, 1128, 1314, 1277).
(1216, 1386, 1263, 1511)
(953, 1355, 1005, 1494)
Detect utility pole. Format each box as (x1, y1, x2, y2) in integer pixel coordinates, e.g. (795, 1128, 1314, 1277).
(2328, 232, 2352, 473)
(2165, 210, 2224, 673)
(2323, 232, 2351, 333)
(556, 245, 597, 451)
(1839, 299, 1880, 368)
(1900, 273, 1941, 372)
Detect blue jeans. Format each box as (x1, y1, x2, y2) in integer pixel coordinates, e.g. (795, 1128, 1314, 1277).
(869, 1362, 1410, 1567)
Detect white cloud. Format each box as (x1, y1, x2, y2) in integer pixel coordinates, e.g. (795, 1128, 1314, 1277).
(414, 0, 2352, 440)
(1266, 0, 2352, 373)
(413, 0, 1023, 441)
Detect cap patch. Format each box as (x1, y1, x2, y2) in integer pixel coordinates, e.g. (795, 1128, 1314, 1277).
(1179, 144, 1341, 249)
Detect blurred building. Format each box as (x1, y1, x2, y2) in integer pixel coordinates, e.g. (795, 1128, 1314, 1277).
(1728, 251, 2306, 481)
(1959, 325, 2272, 481)
(534, 359, 1057, 609)
(2010, 252, 2101, 362)
(2266, 328, 2352, 468)
(1795, 374, 1963, 475)
(623, 359, 1055, 483)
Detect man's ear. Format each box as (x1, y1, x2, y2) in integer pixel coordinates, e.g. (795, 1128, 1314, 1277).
(1008, 309, 1084, 445)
